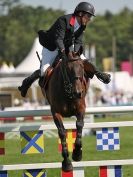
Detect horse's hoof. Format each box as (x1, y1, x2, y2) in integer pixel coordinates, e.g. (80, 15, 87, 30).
(62, 159, 73, 172)
(72, 148, 82, 161)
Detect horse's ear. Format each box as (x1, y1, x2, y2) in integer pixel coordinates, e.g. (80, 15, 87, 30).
(77, 46, 84, 55)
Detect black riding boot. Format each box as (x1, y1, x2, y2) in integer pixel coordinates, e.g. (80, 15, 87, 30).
(84, 60, 111, 84)
(18, 69, 40, 97)
(95, 70, 111, 84)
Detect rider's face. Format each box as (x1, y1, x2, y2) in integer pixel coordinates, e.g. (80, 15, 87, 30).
(81, 13, 92, 25)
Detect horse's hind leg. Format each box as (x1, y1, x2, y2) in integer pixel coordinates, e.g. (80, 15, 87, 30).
(72, 113, 84, 161)
(52, 112, 73, 172)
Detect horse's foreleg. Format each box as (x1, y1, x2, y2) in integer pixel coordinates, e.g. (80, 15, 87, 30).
(53, 112, 73, 172)
(72, 113, 84, 161)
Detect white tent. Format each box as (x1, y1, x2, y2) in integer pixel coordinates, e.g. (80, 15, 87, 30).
(0, 62, 10, 73)
(15, 38, 43, 74)
(8, 62, 15, 72)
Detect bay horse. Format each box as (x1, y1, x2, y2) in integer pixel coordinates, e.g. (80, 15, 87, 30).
(41, 55, 95, 172)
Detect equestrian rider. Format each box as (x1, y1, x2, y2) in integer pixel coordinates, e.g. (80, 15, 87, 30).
(18, 1, 111, 97)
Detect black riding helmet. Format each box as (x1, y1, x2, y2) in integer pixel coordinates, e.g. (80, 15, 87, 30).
(74, 2, 95, 16)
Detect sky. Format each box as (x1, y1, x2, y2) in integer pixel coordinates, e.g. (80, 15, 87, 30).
(20, 0, 133, 14)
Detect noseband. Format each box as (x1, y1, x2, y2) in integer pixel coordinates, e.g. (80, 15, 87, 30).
(61, 59, 84, 99)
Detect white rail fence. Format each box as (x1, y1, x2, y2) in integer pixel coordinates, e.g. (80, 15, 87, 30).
(1, 105, 133, 118)
(0, 106, 133, 176)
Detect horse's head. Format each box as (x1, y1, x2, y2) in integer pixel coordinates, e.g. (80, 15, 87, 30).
(61, 58, 86, 99)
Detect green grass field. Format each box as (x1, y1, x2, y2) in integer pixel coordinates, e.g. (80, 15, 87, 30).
(1, 114, 133, 177)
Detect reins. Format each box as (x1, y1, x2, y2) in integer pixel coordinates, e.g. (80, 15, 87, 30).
(60, 61, 73, 99)
(60, 58, 85, 99)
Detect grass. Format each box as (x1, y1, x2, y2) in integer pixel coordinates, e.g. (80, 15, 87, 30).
(1, 114, 133, 177)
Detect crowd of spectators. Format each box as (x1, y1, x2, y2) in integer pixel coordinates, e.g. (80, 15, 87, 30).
(1, 88, 133, 111)
(92, 90, 133, 106)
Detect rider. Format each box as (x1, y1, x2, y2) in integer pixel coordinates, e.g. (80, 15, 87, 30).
(18, 1, 111, 97)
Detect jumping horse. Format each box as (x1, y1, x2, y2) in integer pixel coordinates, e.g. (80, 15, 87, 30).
(41, 55, 95, 172)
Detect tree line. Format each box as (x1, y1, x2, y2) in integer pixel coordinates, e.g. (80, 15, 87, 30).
(0, 0, 133, 70)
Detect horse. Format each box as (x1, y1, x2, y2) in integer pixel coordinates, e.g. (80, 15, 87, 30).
(41, 55, 95, 172)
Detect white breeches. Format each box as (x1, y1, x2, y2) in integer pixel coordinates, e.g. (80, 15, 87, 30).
(40, 47, 58, 76)
(40, 47, 86, 77)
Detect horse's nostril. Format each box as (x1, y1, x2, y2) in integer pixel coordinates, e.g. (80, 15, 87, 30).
(78, 92, 82, 97)
(74, 91, 82, 98)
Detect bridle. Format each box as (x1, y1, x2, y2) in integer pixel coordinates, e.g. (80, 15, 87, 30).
(61, 59, 84, 99)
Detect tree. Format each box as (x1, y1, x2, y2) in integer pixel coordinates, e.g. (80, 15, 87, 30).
(0, 3, 133, 70)
(84, 8, 133, 69)
(0, 0, 20, 15)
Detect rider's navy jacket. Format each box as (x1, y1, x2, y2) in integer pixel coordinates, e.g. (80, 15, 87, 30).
(38, 14, 86, 53)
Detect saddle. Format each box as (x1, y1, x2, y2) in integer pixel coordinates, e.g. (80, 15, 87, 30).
(39, 57, 61, 89)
